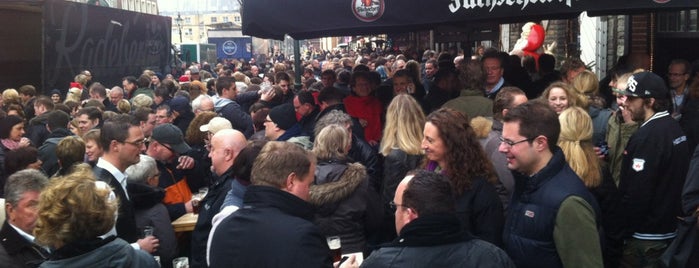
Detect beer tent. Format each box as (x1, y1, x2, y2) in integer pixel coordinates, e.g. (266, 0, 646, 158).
(242, 0, 699, 40)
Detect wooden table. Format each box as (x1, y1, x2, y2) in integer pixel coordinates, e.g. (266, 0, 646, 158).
(172, 213, 198, 232)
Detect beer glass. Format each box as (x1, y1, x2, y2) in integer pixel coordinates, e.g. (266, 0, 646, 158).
(326, 236, 342, 262)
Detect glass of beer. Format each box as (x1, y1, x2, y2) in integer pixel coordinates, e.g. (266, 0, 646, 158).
(172, 257, 189, 268)
(326, 236, 342, 262)
(191, 194, 202, 214)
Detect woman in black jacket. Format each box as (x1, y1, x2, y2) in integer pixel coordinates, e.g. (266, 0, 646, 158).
(309, 124, 379, 255)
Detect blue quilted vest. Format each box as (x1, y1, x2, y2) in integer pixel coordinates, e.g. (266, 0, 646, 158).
(503, 148, 601, 268)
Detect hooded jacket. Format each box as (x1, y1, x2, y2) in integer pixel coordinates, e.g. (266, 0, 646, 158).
(213, 97, 253, 138)
(310, 161, 374, 254)
(38, 128, 73, 176)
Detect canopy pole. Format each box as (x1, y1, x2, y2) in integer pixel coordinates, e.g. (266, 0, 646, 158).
(294, 39, 302, 91)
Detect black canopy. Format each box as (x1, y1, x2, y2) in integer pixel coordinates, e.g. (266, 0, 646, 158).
(242, 0, 699, 40)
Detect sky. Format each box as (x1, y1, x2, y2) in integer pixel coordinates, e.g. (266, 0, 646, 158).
(157, 0, 240, 15)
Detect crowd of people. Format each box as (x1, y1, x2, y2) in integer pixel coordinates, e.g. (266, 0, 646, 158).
(0, 46, 698, 268)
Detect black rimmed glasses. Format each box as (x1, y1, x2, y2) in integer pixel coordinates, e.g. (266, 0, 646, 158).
(499, 136, 534, 148)
(122, 139, 146, 147)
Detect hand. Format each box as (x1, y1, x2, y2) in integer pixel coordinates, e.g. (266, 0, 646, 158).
(137, 236, 160, 253)
(334, 255, 358, 268)
(176, 156, 195, 170)
(185, 200, 193, 213)
(18, 137, 31, 148)
(368, 140, 379, 147)
(260, 89, 276, 102)
(593, 147, 605, 159)
(544, 41, 557, 54)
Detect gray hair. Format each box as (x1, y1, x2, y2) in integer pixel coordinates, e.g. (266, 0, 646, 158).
(314, 110, 353, 138)
(191, 94, 212, 113)
(125, 154, 158, 185)
(5, 169, 49, 205)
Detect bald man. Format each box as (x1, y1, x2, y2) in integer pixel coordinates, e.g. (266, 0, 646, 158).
(191, 129, 247, 267)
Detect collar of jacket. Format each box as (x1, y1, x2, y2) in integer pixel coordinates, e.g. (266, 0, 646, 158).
(242, 185, 315, 221)
(386, 213, 471, 248)
(513, 146, 567, 195)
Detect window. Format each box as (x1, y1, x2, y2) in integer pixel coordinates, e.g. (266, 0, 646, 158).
(234, 16, 241, 23)
(211, 17, 218, 23)
(658, 9, 698, 32)
(223, 16, 229, 22)
(185, 17, 191, 24)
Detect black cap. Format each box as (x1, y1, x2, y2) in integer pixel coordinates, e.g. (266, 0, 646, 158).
(268, 103, 297, 130)
(623, 72, 669, 99)
(151, 123, 191, 154)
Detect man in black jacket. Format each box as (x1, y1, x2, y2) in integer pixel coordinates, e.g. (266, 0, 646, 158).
(359, 170, 513, 267)
(38, 110, 73, 176)
(209, 142, 332, 267)
(191, 129, 246, 267)
(93, 115, 158, 254)
(0, 170, 49, 268)
(618, 72, 690, 266)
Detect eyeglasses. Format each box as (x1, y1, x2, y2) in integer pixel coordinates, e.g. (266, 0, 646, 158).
(668, 73, 687, 77)
(122, 139, 146, 147)
(499, 136, 534, 148)
(389, 201, 407, 210)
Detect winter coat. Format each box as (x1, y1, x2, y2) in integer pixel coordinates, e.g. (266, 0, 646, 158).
(127, 183, 177, 268)
(588, 105, 613, 145)
(0, 221, 48, 268)
(38, 128, 73, 176)
(191, 166, 233, 268)
(213, 97, 254, 138)
(40, 236, 158, 268)
(310, 160, 375, 254)
(209, 186, 333, 268)
(27, 112, 49, 147)
(361, 214, 514, 268)
(605, 110, 638, 186)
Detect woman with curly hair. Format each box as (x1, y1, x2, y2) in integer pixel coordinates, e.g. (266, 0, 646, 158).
(35, 167, 158, 267)
(422, 108, 504, 246)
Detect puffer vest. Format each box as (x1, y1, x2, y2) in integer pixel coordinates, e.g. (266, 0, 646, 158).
(503, 148, 601, 268)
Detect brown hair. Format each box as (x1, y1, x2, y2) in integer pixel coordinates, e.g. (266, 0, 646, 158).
(185, 111, 216, 146)
(424, 108, 497, 194)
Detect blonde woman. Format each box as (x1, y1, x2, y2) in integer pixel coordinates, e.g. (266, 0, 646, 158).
(572, 70, 613, 144)
(376, 94, 425, 242)
(558, 106, 622, 267)
(540, 81, 578, 114)
(380, 94, 425, 206)
(558, 106, 601, 188)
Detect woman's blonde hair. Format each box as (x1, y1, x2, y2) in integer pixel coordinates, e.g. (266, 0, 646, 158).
(117, 99, 131, 114)
(557, 106, 601, 188)
(2, 88, 21, 106)
(34, 167, 117, 249)
(380, 94, 425, 156)
(313, 124, 351, 160)
(571, 70, 599, 108)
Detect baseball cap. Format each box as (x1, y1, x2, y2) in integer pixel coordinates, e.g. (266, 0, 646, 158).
(199, 117, 232, 134)
(622, 72, 669, 99)
(151, 124, 191, 154)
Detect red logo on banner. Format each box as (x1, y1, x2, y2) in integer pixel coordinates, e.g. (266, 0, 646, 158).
(352, 0, 385, 22)
(653, 0, 671, 3)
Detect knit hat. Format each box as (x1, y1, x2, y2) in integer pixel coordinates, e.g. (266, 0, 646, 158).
(268, 103, 297, 130)
(622, 72, 669, 99)
(169, 96, 191, 114)
(0, 115, 24, 139)
(199, 117, 232, 134)
(151, 123, 191, 154)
